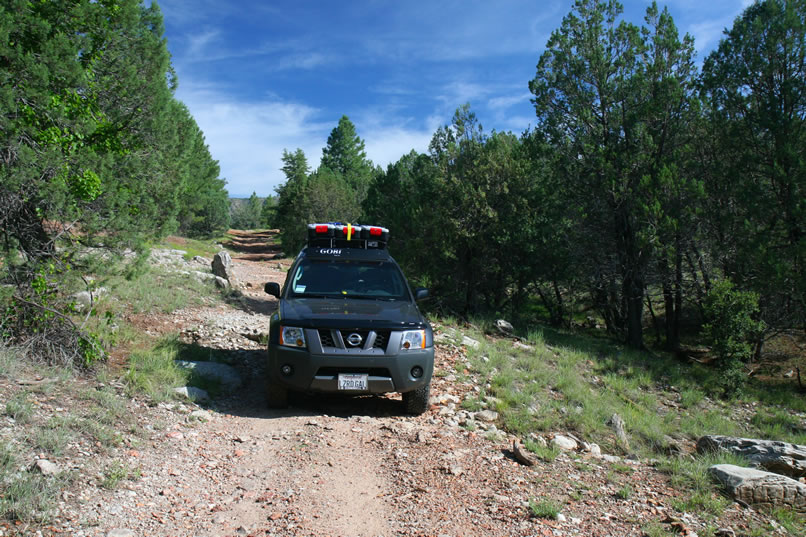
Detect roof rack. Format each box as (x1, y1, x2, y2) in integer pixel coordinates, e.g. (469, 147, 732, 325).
(306, 223, 389, 249)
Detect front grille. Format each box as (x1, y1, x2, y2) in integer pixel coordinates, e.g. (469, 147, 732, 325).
(318, 329, 335, 347)
(373, 330, 390, 351)
(316, 367, 391, 377)
(339, 330, 370, 348)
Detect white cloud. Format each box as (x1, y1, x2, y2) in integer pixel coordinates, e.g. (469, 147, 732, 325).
(177, 84, 331, 197)
(500, 115, 534, 133)
(488, 93, 532, 110)
(437, 81, 491, 109)
(362, 127, 434, 169)
(186, 29, 220, 59)
(688, 20, 729, 52)
(271, 51, 332, 71)
(176, 85, 446, 197)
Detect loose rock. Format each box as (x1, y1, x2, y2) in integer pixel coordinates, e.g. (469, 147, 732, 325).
(173, 386, 210, 402)
(475, 410, 499, 422)
(708, 464, 806, 512)
(495, 319, 514, 335)
(34, 459, 60, 475)
(551, 434, 578, 451)
(512, 440, 537, 466)
(462, 336, 480, 349)
(211, 251, 236, 284)
(698, 435, 806, 478)
(608, 413, 630, 450)
(174, 360, 242, 391)
(107, 530, 136, 537)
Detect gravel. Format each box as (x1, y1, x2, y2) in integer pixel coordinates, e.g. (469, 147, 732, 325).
(0, 232, 787, 537)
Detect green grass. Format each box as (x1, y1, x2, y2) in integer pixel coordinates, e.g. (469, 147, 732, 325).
(34, 419, 75, 456)
(109, 270, 217, 315)
(160, 235, 227, 261)
(5, 391, 34, 424)
(750, 408, 806, 444)
(671, 490, 731, 517)
(0, 458, 73, 522)
(528, 498, 560, 520)
(459, 397, 484, 412)
(615, 484, 633, 500)
(770, 507, 806, 535)
(460, 320, 806, 459)
(0, 346, 22, 378)
(679, 388, 706, 409)
(0, 441, 15, 476)
(100, 461, 134, 489)
(611, 462, 635, 475)
(642, 522, 676, 537)
(77, 419, 123, 448)
(524, 439, 561, 462)
(80, 386, 127, 415)
(441, 317, 806, 524)
(125, 336, 191, 403)
(658, 451, 748, 517)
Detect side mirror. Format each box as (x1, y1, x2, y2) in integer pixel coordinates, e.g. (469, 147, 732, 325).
(415, 287, 429, 301)
(264, 282, 281, 298)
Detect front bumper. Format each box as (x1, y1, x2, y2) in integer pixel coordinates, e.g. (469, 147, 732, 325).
(268, 344, 434, 394)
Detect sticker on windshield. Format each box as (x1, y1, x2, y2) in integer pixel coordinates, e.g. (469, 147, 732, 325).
(294, 285, 306, 293)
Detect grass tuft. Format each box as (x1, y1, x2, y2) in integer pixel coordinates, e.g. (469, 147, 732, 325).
(528, 498, 560, 519)
(125, 336, 190, 403)
(659, 451, 747, 517)
(100, 461, 134, 489)
(0, 468, 73, 522)
(5, 392, 34, 424)
(34, 420, 75, 456)
(524, 439, 561, 462)
(615, 484, 633, 500)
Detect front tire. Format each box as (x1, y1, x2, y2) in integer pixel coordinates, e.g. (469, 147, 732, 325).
(266, 379, 288, 409)
(402, 383, 430, 415)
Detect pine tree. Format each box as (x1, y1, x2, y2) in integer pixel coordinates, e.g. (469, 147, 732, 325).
(320, 115, 375, 203)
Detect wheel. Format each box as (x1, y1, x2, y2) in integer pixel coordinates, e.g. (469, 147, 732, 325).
(402, 383, 430, 415)
(266, 379, 288, 409)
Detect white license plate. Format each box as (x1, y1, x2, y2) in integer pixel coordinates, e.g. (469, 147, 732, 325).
(338, 374, 368, 391)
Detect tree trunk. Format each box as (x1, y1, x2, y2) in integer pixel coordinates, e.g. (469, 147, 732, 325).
(646, 287, 662, 346)
(463, 247, 475, 315)
(552, 280, 566, 327)
(673, 244, 683, 349)
(624, 272, 644, 349)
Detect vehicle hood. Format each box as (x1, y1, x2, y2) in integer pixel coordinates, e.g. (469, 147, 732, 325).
(279, 298, 426, 329)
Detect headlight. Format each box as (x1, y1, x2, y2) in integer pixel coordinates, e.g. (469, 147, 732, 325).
(279, 326, 306, 348)
(400, 330, 426, 350)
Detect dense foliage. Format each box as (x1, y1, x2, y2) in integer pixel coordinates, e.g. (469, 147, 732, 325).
(0, 0, 229, 364)
(274, 0, 804, 366)
(274, 117, 378, 255)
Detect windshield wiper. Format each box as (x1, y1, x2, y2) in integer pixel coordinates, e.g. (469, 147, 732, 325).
(343, 294, 402, 301)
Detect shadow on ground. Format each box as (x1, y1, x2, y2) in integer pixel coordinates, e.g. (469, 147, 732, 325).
(225, 291, 277, 316)
(525, 322, 806, 409)
(178, 342, 410, 420)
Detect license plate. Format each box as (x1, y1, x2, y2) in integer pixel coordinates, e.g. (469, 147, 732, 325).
(338, 373, 368, 391)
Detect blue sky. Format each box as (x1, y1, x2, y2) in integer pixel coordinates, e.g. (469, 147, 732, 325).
(157, 0, 753, 198)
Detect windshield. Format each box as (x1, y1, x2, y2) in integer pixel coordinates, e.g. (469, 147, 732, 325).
(287, 259, 409, 300)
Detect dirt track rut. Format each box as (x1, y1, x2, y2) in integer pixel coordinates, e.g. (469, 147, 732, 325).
(54, 230, 768, 537)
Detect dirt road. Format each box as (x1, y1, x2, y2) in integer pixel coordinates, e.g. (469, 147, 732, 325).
(51, 231, 760, 537)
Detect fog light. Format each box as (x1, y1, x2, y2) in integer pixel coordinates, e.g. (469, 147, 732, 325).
(281, 364, 293, 376)
(411, 366, 423, 379)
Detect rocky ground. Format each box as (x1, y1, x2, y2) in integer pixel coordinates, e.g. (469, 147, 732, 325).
(0, 231, 797, 537)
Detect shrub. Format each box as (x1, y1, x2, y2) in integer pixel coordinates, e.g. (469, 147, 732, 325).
(702, 280, 765, 395)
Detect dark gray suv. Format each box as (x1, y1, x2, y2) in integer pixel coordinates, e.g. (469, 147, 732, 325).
(264, 224, 434, 414)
